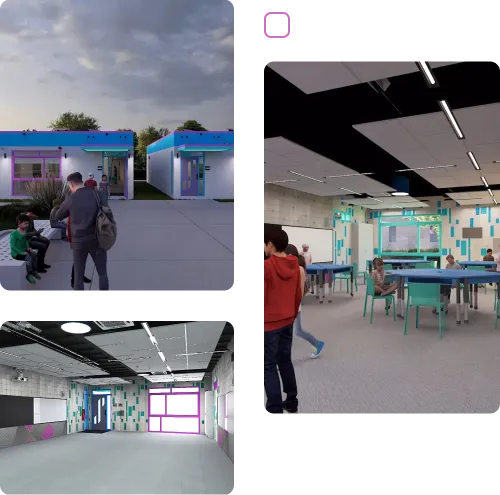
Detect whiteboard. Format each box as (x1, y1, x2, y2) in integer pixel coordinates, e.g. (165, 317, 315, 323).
(225, 391, 234, 434)
(217, 395, 226, 429)
(34, 398, 67, 424)
(282, 226, 333, 263)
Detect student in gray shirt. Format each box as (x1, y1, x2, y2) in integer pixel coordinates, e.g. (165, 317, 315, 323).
(55, 172, 110, 290)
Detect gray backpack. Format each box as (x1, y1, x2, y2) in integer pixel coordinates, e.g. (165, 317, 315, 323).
(93, 191, 117, 251)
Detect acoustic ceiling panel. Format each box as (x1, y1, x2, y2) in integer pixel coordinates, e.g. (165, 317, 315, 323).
(447, 190, 498, 205)
(145, 373, 205, 383)
(73, 377, 132, 385)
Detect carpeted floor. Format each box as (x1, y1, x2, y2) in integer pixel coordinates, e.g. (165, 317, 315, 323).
(0, 431, 233, 494)
(279, 283, 500, 413)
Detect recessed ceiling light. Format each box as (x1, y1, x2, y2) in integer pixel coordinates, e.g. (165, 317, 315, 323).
(288, 171, 324, 183)
(391, 191, 410, 196)
(264, 179, 298, 184)
(488, 189, 494, 197)
(493, 160, 500, 164)
(467, 151, 481, 171)
(416, 62, 437, 86)
(61, 322, 91, 334)
(395, 165, 456, 172)
(438, 100, 464, 139)
(481, 176, 490, 188)
(324, 172, 374, 179)
(340, 187, 362, 195)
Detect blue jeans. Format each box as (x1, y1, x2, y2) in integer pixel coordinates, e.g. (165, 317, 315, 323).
(52, 221, 68, 239)
(293, 312, 320, 348)
(264, 324, 298, 413)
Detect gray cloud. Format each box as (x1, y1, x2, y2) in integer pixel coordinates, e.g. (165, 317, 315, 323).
(0, 0, 233, 129)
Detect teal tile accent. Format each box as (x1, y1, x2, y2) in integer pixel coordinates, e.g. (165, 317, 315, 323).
(476, 207, 480, 215)
(481, 248, 487, 256)
(456, 239, 460, 248)
(124, 392, 126, 399)
(481, 207, 487, 215)
(141, 411, 144, 416)
(202, 420, 205, 424)
(333, 220, 336, 228)
(442, 208, 447, 215)
(461, 240, 467, 257)
(470, 218, 474, 228)
(374, 211, 379, 218)
(456, 219, 459, 224)
(468, 239, 471, 261)
(489, 207, 492, 223)
(497, 219, 500, 224)
(491, 226, 495, 237)
(201, 383, 204, 389)
(374, 248, 379, 255)
(450, 226, 454, 238)
(113, 423, 115, 430)
(136, 397, 139, 404)
(347, 248, 352, 256)
(437, 209, 441, 215)
(437, 200, 442, 207)
(124, 423, 126, 430)
(344, 226, 347, 236)
(448, 208, 452, 223)
(448, 248, 451, 255)
(132, 380, 135, 384)
(136, 424, 139, 431)
(441, 248, 447, 255)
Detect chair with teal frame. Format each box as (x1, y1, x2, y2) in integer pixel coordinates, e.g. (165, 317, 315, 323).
(363, 277, 396, 324)
(337, 262, 358, 293)
(404, 283, 446, 339)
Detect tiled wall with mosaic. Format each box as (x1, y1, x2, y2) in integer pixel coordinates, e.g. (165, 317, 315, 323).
(92, 377, 211, 433)
(369, 198, 500, 265)
(67, 381, 87, 434)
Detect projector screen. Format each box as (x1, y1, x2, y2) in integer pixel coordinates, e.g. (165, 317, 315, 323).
(34, 398, 67, 424)
(282, 226, 333, 263)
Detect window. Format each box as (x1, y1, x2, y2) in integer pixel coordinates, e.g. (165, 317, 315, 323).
(12, 151, 62, 196)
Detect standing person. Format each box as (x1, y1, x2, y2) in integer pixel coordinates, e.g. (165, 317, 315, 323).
(49, 199, 69, 241)
(84, 173, 97, 189)
(300, 244, 312, 265)
(285, 244, 325, 359)
(264, 227, 302, 414)
(66, 215, 92, 289)
(99, 175, 110, 201)
(10, 214, 41, 284)
(24, 209, 51, 273)
(55, 172, 110, 290)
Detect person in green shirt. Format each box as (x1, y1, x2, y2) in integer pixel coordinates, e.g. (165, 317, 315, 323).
(10, 214, 42, 284)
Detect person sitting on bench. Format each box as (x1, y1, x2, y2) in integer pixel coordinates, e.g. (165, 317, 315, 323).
(24, 209, 51, 273)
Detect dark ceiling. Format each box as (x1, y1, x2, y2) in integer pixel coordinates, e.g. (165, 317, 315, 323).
(265, 62, 500, 197)
(0, 321, 233, 378)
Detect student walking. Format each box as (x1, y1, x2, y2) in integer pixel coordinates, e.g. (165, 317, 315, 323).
(264, 227, 302, 413)
(285, 244, 325, 359)
(99, 175, 110, 201)
(55, 172, 110, 290)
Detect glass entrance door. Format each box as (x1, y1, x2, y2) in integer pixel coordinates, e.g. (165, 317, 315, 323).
(103, 153, 126, 196)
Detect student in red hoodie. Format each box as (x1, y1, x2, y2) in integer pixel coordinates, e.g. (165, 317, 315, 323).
(264, 227, 302, 413)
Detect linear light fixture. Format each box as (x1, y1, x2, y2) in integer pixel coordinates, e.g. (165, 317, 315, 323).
(370, 198, 384, 203)
(141, 322, 152, 338)
(288, 171, 324, 183)
(264, 179, 298, 184)
(158, 351, 166, 362)
(324, 172, 374, 179)
(438, 100, 464, 139)
(340, 187, 362, 195)
(391, 191, 410, 196)
(494, 198, 498, 205)
(488, 189, 494, 197)
(481, 176, 489, 188)
(416, 62, 437, 86)
(467, 151, 480, 171)
(395, 165, 456, 172)
(184, 324, 189, 370)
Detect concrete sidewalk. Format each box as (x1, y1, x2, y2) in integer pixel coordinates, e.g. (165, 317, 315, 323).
(19, 200, 233, 290)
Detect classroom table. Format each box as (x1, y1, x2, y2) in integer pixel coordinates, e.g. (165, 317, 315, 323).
(306, 263, 354, 303)
(385, 269, 500, 325)
(367, 259, 431, 273)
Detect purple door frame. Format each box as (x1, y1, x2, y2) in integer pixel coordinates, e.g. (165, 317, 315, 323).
(181, 157, 199, 196)
(148, 387, 201, 435)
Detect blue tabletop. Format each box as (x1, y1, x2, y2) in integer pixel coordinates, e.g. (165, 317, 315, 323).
(368, 259, 431, 266)
(386, 268, 500, 284)
(458, 261, 497, 267)
(306, 263, 353, 274)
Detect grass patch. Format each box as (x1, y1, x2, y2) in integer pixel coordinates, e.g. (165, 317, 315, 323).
(134, 181, 172, 200)
(215, 199, 234, 203)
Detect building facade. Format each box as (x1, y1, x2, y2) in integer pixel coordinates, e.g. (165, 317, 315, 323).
(0, 131, 135, 199)
(147, 131, 234, 200)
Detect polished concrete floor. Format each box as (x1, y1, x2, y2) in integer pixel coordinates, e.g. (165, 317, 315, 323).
(273, 282, 500, 413)
(0, 431, 234, 494)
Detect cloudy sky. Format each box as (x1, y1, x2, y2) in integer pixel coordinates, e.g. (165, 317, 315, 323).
(0, 0, 233, 132)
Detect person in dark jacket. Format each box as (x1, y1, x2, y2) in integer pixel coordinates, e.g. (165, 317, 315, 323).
(24, 209, 51, 273)
(55, 172, 110, 290)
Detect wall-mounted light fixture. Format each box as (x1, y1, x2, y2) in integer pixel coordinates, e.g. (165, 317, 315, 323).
(64, 153, 67, 159)
(128, 153, 131, 159)
(3, 153, 6, 159)
(176, 153, 179, 158)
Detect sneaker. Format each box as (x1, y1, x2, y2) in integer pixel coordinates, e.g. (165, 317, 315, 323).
(32, 272, 41, 280)
(43, 264, 51, 269)
(311, 341, 325, 359)
(84, 277, 91, 284)
(282, 402, 298, 413)
(26, 274, 36, 284)
(38, 269, 48, 273)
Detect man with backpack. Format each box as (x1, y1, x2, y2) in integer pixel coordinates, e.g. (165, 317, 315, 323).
(55, 172, 116, 290)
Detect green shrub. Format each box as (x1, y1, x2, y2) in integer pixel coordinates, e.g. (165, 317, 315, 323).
(24, 179, 70, 214)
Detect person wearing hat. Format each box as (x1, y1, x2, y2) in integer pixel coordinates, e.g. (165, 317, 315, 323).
(84, 173, 97, 190)
(300, 244, 312, 265)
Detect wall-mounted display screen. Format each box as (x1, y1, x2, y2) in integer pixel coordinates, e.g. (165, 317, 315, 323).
(0, 395, 34, 428)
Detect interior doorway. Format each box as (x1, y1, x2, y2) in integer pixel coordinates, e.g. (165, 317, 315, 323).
(91, 390, 111, 431)
(103, 153, 126, 197)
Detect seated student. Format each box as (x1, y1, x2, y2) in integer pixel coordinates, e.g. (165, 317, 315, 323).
(50, 199, 69, 241)
(371, 258, 398, 296)
(24, 209, 51, 273)
(10, 214, 42, 284)
(483, 249, 494, 262)
(441, 254, 460, 305)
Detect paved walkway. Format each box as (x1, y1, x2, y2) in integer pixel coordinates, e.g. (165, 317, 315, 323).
(21, 200, 233, 290)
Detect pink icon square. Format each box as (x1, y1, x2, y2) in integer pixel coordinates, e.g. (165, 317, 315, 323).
(264, 12, 291, 39)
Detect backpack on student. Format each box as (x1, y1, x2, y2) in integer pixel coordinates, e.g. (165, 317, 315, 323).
(93, 191, 117, 251)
